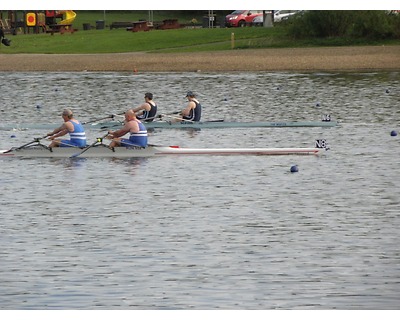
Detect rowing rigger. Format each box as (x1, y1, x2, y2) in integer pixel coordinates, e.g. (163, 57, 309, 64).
(0, 139, 329, 158)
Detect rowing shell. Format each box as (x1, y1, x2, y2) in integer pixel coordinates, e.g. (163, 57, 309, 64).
(0, 120, 338, 131)
(97, 120, 338, 130)
(0, 143, 327, 158)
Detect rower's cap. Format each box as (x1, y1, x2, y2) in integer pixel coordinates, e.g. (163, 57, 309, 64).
(186, 91, 196, 97)
(144, 92, 153, 99)
(62, 109, 73, 117)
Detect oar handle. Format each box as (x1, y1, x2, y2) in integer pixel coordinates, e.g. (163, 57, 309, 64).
(161, 114, 195, 123)
(142, 114, 163, 121)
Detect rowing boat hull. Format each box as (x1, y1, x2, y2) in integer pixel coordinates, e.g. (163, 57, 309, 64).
(148, 120, 337, 129)
(0, 120, 338, 131)
(98, 120, 338, 129)
(0, 145, 325, 158)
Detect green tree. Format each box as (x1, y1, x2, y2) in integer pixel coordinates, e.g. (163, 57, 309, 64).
(288, 11, 400, 40)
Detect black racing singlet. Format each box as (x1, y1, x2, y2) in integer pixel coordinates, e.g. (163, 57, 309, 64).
(183, 101, 202, 122)
(137, 102, 157, 122)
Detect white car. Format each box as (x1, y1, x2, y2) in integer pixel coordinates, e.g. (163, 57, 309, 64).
(274, 10, 299, 22)
(252, 10, 299, 26)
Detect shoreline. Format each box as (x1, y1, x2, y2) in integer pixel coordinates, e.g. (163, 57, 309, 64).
(0, 46, 399, 72)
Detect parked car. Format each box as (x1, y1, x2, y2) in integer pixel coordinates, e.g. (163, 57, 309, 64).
(274, 10, 299, 22)
(252, 10, 299, 26)
(225, 10, 264, 27)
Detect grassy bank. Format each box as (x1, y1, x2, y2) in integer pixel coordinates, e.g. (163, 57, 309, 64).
(1, 10, 399, 54)
(3, 28, 288, 54)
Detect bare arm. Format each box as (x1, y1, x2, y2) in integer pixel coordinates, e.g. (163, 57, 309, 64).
(48, 124, 65, 136)
(108, 121, 138, 138)
(108, 127, 129, 139)
(47, 123, 70, 139)
(181, 101, 195, 117)
(132, 103, 150, 116)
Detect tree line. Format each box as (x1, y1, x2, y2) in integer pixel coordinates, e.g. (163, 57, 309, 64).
(286, 11, 400, 40)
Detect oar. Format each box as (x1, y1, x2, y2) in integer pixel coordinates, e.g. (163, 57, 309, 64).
(161, 114, 195, 122)
(143, 114, 164, 122)
(137, 111, 180, 122)
(4, 134, 49, 153)
(119, 110, 180, 116)
(70, 133, 108, 158)
(82, 114, 117, 125)
(115, 110, 180, 120)
(98, 111, 181, 129)
(98, 113, 171, 129)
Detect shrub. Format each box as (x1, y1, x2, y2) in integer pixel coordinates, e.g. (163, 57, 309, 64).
(288, 11, 400, 40)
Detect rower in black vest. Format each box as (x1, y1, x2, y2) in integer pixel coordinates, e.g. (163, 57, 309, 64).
(182, 91, 202, 122)
(132, 92, 158, 122)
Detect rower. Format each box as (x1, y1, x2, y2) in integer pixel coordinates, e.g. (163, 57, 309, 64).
(181, 91, 202, 122)
(47, 109, 87, 148)
(131, 92, 158, 122)
(107, 109, 148, 148)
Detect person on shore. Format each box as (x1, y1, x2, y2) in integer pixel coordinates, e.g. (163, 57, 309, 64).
(107, 109, 148, 148)
(0, 27, 11, 46)
(181, 91, 202, 122)
(47, 109, 87, 148)
(132, 92, 158, 122)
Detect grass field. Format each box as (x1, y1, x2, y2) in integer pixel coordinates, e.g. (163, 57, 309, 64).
(4, 27, 289, 54)
(1, 10, 399, 54)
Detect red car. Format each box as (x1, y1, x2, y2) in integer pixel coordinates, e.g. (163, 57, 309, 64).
(225, 10, 263, 27)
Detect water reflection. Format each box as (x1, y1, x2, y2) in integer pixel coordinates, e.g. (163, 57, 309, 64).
(110, 157, 149, 175)
(48, 157, 88, 168)
(46, 156, 149, 174)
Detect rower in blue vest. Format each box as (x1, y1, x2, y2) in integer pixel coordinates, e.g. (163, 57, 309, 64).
(107, 109, 148, 148)
(181, 91, 202, 122)
(132, 92, 158, 122)
(47, 109, 87, 148)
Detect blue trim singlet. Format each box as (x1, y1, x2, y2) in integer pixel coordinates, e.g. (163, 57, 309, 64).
(121, 120, 148, 147)
(137, 102, 157, 122)
(182, 100, 202, 122)
(60, 120, 87, 148)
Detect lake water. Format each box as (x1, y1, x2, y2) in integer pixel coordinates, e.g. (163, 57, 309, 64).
(0, 71, 399, 310)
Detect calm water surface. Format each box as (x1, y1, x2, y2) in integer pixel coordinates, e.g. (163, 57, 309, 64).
(0, 71, 399, 309)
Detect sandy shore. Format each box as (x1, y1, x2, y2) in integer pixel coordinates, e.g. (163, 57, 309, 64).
(0, 46, 399, 72)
